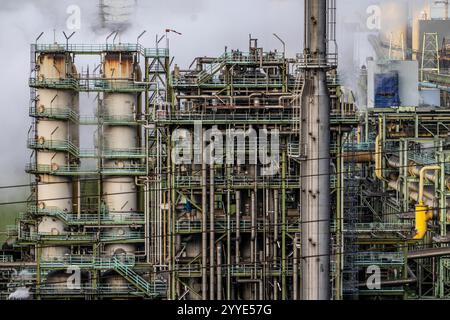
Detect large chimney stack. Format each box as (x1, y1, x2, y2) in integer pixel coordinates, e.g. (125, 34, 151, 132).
(300, 0, 331, 300)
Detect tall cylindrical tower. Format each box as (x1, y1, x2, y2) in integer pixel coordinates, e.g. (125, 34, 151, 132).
(31, 51, 79, 260)
(300, 0, 331, 300)
(101, 52, 140, 257)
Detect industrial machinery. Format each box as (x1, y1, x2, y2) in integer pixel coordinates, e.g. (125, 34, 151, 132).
(2, 0, 450, 301)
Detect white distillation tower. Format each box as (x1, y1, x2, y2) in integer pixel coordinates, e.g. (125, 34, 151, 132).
(101, 52, 140, 287)
(33, 51, 79, 284)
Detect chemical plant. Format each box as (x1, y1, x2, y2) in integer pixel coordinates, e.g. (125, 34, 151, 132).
(1, 0, 450, 300)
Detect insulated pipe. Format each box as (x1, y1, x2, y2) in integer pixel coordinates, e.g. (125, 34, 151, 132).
(273, 190, 279, 300)
(235, 191, 241, 265)
(375, 135, 382, 179)
(209, 162, 215, 300)
(387, 157, 450, 190)
(216, 243, 222, 300)
(414, 166, 440, 240)
(201, 130, 207, 300)
(293, 237, 299, 300)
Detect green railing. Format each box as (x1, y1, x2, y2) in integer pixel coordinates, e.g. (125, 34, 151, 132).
(29, 106, 79, 122)
(27, 139, 79, 156)
(350, 223, 412, 233)
(40, 255, 135, 269)
(0, 255, 13, 263)
(29, 78, 149, 93)
(353, 252, 404, 266)
(26, 164, 147, 176)
(19, 230, 144, 242)
(112, 257, 165, 297)
(28, 206, 144, 225)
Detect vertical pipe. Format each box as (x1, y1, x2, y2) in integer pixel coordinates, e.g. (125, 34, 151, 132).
(273, 189, 279, 300)
(293, 236, 298, 300)
(217, 243, 222, 300)
(281, 151, 287, 300)
(236, 190, 241, 264)
(201, 129, 208, 300)
(226, 163, 232, 300)
(209, 161, 215, 300)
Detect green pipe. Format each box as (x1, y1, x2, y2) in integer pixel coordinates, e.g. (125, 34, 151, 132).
(281, 151, 286, 300)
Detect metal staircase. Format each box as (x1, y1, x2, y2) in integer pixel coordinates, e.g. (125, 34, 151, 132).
(197, 54, 227, 84)
(111, 257, 165, 298)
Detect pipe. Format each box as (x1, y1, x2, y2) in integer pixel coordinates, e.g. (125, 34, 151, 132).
(237, 279, 264, 300)
(201, 129, 207, 300)
(209, 161, 215, 300)
(293, 236, 299, 300)
(235, 191, 241, 264)
(273, 189, 278, 300)
(414, 166, 440, 240)
(408, 247, 450, 259)
(216, 243, 222, 300)
(387, 157, 450, 191)
(375, 135, 382, 179)
(357, 266, 417, 287)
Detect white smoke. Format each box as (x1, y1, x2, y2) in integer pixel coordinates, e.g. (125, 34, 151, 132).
(8, 287, 31, 300)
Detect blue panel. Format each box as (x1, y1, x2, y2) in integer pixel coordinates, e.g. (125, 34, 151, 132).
(374, 72, 401, 108)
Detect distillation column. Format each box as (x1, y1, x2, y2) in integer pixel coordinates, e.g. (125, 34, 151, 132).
(300, 0, 331, 300)
(101, 52, 140, 286)
(33, 52, 79, 261)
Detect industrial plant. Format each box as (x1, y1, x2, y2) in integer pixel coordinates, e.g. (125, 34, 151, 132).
(1, 0, 450, 301)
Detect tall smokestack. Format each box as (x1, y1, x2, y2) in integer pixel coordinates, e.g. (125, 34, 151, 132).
(300, 0, 331, 300)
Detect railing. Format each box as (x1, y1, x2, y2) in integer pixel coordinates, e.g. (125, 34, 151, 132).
(19, 230, 144, 242)
(29, 78, 150, 92)
(26, 163, 146, 176)
(40, 255, 136, 269)
(353, 252, 404, 266)
(28, 138, 79, 156)
(350, 223, 412, 233)
(29, 106, 78, 122)
(79, 115, 139, 125)
(175, 219, 266, 233)
(0, 255, 13, 263)
(174, 176, 300, 188)
(35, 282, 167, 297)
(34, 43, 169, 58)
(296, 52, 338, 68)
(28, 206, 144, 225)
